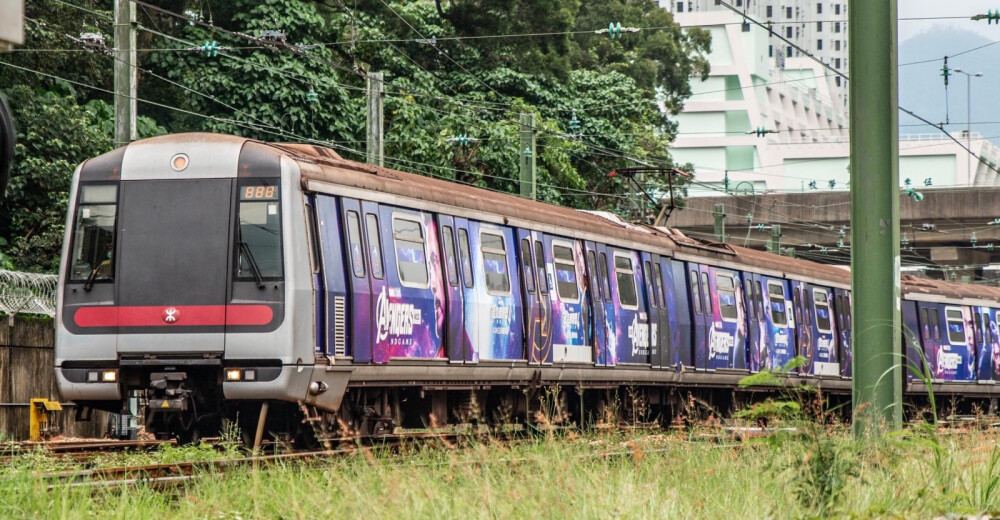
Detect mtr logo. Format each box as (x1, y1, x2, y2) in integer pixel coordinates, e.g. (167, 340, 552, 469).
(162, 307, 180, 324)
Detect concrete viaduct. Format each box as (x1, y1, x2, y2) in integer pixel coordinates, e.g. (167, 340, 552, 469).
(666, 186, 1000, 282)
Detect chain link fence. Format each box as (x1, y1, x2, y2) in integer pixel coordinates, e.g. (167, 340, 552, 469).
(0, 269, 57, 322)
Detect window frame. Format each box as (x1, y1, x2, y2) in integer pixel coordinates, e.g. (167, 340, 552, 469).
(767, 281, 789, 327)
(365, 213, 384, 280)
(458, 227, 474, 288)
(535, 239, 548, 295)
(690, 269, 702, 315)
(551, 240, 581, 303)
(599, 252, 611, 301)
(441, 225, 459, 287)
(520, 238, 535, 294)
(391, 212, 430, 289)
(613, 251, 639, 310)
(716, 272, 738, 322)
(813, 288, 833, 333)
(945, 307, 967, 345)
(236, 179, 284, 281)
(345, 210, 365, 279)
(67, 182, 120, 283)
(587, 250, 601, 302)
(480, 228, 511, 296)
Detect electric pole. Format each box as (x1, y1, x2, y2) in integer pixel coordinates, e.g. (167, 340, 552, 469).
(113, 0, 136, 149)
(519, 113, 536, 200)
(850, 0, 902, 437)
(713, 203, 726, 242)
(366, 72, 384, 166)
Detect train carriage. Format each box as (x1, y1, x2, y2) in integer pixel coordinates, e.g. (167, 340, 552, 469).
(54, 133, 1000, 442)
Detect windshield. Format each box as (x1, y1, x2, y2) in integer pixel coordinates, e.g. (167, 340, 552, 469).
(237, 181, 282, 279)
(69, 184, 118, 282)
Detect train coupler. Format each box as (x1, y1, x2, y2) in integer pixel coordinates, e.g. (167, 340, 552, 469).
(147, 372, 191, 412)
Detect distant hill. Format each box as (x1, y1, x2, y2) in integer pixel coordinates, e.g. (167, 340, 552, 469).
(898, 26, 1000, 144)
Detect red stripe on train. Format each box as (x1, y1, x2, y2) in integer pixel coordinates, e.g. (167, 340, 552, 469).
(74, 305, 274, 328)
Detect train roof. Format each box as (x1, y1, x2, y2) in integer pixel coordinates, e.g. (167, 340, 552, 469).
(103, 133, 1000, 304)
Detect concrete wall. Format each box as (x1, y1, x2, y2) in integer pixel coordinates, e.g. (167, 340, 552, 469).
(0, 316, 109, 440)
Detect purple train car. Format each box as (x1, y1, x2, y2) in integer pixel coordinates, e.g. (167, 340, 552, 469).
(54, 133, 1000, 443)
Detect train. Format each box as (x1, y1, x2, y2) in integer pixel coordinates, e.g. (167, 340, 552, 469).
(55, 133, 1000, 444)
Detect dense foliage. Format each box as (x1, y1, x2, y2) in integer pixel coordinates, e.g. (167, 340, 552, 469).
(0, 0, 709, 272)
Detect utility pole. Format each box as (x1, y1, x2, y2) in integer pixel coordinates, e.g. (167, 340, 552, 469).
(366, 72, 384, 166)
(713, 203, 726, 242)
(113, 0, 136, 149)
(519, 113, 536, 200)
(767, 225, 781, 254)
(850, 0, 902, 437)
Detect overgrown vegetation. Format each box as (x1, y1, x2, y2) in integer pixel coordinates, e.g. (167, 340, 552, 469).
(4, 428, 1000, 518)
(0, 0, 711, 271)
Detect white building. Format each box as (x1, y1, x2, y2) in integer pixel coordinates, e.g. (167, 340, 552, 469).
(660, 0, 850, 108)
(665, 8, 1000, 195)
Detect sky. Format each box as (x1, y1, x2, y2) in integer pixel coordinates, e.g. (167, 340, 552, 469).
(899, 0, 999, 42)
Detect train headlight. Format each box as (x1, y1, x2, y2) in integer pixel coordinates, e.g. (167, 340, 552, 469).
(170, 153, 189, 172)
(225, 369, 242, 381)
(101, 370, 118, 382)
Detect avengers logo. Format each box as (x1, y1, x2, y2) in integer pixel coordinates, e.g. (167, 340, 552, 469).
(162, 307, 179, 324)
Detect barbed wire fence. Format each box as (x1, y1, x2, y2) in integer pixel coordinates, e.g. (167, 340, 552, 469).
(0, 270, 58, 324)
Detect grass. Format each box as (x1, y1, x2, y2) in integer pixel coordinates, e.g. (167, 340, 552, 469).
(4, 427, 1000, 519)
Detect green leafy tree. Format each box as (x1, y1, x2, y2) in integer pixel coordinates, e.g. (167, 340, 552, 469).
(0, 85, 163, 272)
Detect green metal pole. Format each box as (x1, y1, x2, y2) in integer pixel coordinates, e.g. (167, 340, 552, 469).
(850, 0, 902, 437)
(713, 203, 726, 243)
(519, 113, 536, 200)
(767, 225, 781, 254)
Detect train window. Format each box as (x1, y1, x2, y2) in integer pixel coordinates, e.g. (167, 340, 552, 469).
(535, 240, 548, 294)
(814, 289, 832, 332)
(755, 281, 764, 320)
(614, 253, 638, 309)
(346, 211, 365, 278)
(392, 215, 428, 287)
(690, 270, 702, 315)
(929, 310, 941, 340)
(767, 282, 788, 326)
(644, 261, 657, 309)
(717, 274, 738, 321)
(653, 262, 665, 308)
(986, 314, 994, 344)
(69, 183, 119, 282)
(237, 182, 283, 279)
(304, 201, 321, 275)
(521, 238, 535, 294)
(834, 295, 844, 330)
(365, 214, 384, 279)
(805, 288, 814, 327)
(975, 312, 984, 344)
(945, 308, 966, 344)
(920, 308, 930, 338)
(744, 279, 754, 319)
(481, 231, 511, 295)
(587, 250, 600, 302)
(599, 252, 611, 300)
(700, 273, 711, 315)
(553, 243, 580, 302)
(442, 226, 459, 287)
(459, 228, 474, 288)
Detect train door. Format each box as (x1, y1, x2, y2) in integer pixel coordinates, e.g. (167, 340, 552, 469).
(917, 303, 975, 381)
(438, 215, 465, 362)
(584, 241, 608, 365)
(545, 236, 590, 363)
(453, 218, 478, 362)
(611, 248, 648, 364)
(596, 244, 617, 366)
(742, 273, 761, 372)
(314, 195, 349, 358)
(650, 254, 671, 369)
(340, 198, 373, 362)
(809, 286, 838, 376)
(834, 289, 853, 378)
(762, 278, 794, 371)
(973, 306, 993, 381)
(901, 300, 921, 381)
(688, 263, 709, 369)
(361, 201, 391, 363)
(517, 230, 537, 362)
(705, 268, 744, 370)
(523, 231, 554, 364)
(640, 253, 660, 367)
(474, 223, 523, 361)
(668, 260, 692, 370)
(789, 282, 806, 373)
